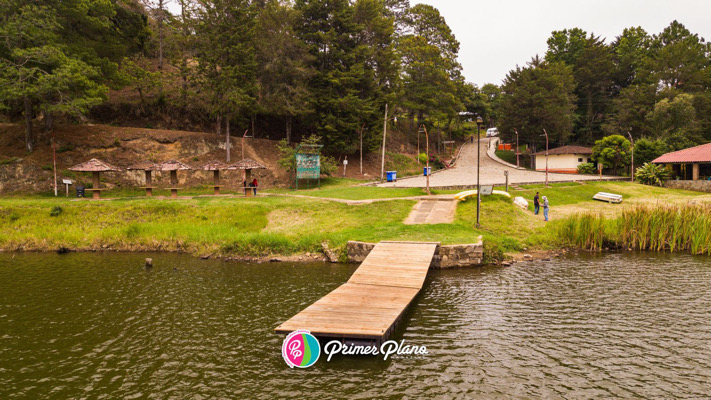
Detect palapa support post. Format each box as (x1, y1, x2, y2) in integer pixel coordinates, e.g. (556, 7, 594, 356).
(245, 168, 252, 197)
(127, 162, 158, 197)
(92, 172, 101, 199)
(68, 158, 121, 200)
(230, 158, 266, 197)
(145, 170, 153, 196)
(154, 160, 193, 198)
(200, 161, 233, 196)
(214, 170, 221, 195)
(170, 170, 178, 198)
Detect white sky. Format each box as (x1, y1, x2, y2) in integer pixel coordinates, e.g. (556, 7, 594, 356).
(415, 0, 711, 87)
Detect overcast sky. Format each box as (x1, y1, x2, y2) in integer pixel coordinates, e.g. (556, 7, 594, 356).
(415, 0, 711, 87)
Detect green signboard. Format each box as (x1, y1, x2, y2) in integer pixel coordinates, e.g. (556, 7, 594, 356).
(296, 153, 320, 179)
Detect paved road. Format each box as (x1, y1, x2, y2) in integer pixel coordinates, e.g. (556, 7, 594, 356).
(378, 138, 621, 188)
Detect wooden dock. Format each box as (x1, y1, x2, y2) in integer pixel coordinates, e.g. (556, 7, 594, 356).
(275, 241, 439, 343)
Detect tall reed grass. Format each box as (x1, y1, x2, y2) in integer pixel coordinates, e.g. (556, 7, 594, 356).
(557, 203, 711, 255)
(618, 204, 711, 255)
(556, 213, 608, 251)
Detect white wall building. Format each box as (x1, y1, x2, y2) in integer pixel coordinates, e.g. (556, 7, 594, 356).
(533, 145, 593, 174)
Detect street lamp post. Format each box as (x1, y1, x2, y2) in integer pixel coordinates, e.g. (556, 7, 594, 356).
(544, 130, 549, 187)
(514, 128, 520, 168)
(476, 115, 483, 228)
(627, 131, 634, 182)
(421, 124, 431, 195)
(380, 105, 397, 181)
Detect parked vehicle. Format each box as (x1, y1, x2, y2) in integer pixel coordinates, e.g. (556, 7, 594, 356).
(486, 128, 499, 137)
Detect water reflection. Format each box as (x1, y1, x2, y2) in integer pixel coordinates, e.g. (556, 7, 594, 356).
(1, 252, 710, 398)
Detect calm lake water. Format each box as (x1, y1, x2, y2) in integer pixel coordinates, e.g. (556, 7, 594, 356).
(1, 252, 710, 399)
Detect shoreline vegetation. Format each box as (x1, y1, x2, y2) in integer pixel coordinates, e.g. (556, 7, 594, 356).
(559, 204, 711, 254)
(1, 180, 710, 263)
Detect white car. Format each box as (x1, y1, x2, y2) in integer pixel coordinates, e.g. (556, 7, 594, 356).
(486, 128, 499, 137)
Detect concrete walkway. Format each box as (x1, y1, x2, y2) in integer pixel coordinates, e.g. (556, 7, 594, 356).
(404, 198, 458, 224)
(378, 138, 623, 188)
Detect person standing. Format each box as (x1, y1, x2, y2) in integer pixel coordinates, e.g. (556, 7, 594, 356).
(533, 192, 540, 215)
(542, 195, 549, 221)
(251, 178, 258, 196)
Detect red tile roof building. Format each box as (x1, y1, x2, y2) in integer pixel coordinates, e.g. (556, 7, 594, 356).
(652, 143, 711, 182)
(651, 143, 711, 164)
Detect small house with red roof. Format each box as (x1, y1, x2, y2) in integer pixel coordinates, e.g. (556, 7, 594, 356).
(652, 143, 711, 181)
(532, 145, 593, 174)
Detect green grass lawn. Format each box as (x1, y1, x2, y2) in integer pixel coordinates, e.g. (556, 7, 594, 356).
(2, 180, 708, 259)
(514, 181, 706, 210)
(495, 150, 516, 164)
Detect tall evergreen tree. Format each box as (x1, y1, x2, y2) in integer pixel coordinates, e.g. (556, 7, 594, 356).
(399, 4, 463, 132)
(499, 58, 577, 149)
(255, 0, 313, 143)
(0, 2, 119, 152)
(194, 0, 257, 149)
(294, 0, 371, 152)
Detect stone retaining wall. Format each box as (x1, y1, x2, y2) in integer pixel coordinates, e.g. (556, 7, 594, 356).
(665, 180, 711, 193)
(346, 237, 484, 268)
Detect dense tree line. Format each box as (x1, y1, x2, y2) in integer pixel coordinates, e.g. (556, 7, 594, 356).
(497, 21, 711, 159)
(2, 0, 481, 155)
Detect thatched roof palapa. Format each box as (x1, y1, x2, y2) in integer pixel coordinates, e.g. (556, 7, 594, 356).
(157, 160, 193, 171)
(69, 158, 121, 172)
(126, 161, 160, 171)
(201, 161, 237, 171)
(231, 158, 266, 170)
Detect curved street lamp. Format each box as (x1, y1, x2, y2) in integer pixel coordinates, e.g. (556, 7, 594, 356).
(476, 115, 483, 228)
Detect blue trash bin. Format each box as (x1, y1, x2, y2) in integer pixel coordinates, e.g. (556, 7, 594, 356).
(423, 166, 431, 176)
(386, 171, 397, 182)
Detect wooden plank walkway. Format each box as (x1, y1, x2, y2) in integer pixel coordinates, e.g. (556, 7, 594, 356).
(275, 241, 439, 343)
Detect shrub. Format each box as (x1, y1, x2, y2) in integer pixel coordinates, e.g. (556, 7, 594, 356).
(58, 144, 74, 153)
(50, 206, 63, 217)
(577, 162, 596, 174)
(320, 155, 338, 176)
(482, 241, 504, 264)
(0, 158, 18, 166)
(635, 162, 670, 186)
(428, 153, 445, 169)
(418, 153, 428, 164)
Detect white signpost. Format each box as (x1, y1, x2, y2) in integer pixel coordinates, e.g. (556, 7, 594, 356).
(62, 179, 73, 197)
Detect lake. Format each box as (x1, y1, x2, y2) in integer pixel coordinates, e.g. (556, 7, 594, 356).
(1, 252, 710, 398)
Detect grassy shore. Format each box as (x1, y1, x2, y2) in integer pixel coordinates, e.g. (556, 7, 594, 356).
(1, 180, 709, 260)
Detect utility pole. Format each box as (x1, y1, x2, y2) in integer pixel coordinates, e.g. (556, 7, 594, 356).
(514, 128, 520, 168)
(380, 104, 388, 181)
(359, 124, 364, 175)
(627, 131, 634, 182)
(52, 130, 57, 196)
(542, 129, 549, 187)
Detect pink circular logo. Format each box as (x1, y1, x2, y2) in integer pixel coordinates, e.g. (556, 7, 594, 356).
(282, 330, 321, 368)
